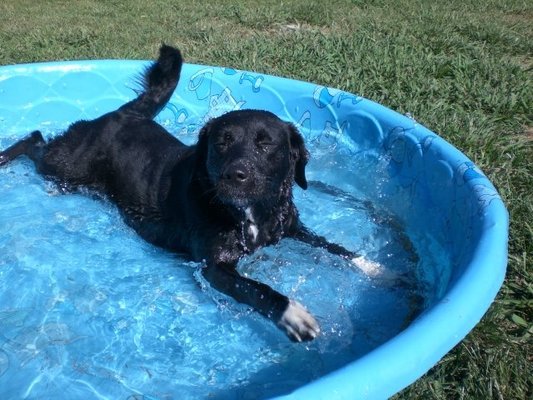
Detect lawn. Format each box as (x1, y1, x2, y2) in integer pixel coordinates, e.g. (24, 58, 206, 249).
(1, 0, 531, 398)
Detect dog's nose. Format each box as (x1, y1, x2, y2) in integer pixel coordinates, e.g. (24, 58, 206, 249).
(222, 165, 248, 183)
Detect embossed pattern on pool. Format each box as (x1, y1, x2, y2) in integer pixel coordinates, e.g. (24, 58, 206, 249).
(0, 127, 446, 400)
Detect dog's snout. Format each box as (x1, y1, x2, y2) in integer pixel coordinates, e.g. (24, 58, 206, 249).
(222, 164, 249, 184)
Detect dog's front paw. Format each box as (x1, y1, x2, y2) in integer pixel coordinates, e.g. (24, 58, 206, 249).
(277, 300, 320, 342)
(351, 256, 383, 276)
(351, 256, 402, 283)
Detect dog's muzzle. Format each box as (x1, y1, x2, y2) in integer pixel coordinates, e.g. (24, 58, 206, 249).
(221, 161, 250, 185)
(216, 161, 262, 208)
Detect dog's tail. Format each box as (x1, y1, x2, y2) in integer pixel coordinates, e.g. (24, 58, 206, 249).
(120, 44, 183, 119)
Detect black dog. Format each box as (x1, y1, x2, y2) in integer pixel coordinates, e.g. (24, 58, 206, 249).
(0, 45, 363, 342)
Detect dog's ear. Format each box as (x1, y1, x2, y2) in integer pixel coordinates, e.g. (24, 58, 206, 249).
(197, 119, 216, 154)
(288, 123, 309, 190)
(195, 120, 214, 169)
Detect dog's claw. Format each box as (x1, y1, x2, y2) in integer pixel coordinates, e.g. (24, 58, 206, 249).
(278, 300, 320, 342)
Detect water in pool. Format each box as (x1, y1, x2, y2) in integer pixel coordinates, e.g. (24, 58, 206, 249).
(0, 122, 447, 399)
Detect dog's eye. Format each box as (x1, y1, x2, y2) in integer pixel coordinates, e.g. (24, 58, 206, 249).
(257, 141, 274, 152)
(256, 132, 274, 150)
(215, 133, 233, 150)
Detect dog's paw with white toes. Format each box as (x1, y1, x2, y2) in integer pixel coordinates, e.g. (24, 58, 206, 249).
(351, 256, 402, 283)
(277, 300, 320, 342)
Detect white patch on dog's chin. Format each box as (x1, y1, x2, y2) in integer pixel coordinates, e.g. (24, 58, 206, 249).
(278, 300, 320, 342)
(245, 207, 259, 243)
(248, 224, 259, 242)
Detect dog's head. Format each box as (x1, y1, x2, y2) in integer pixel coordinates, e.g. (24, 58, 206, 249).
(196, 110, 309, 210)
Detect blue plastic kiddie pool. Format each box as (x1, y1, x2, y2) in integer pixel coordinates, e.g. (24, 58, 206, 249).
(0, 59, 508, 399)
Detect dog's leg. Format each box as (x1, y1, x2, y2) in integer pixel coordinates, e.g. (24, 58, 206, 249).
(292, 227, 387, 277)
(292, 226, 357, 259)
(201, 262, 320, 342)
(0, 131, 45, 167)
(295, 226, 420, 286)
(297, 180, 419, 277)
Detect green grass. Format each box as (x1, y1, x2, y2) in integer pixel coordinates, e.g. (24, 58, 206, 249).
(1, 0, 531, 398)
